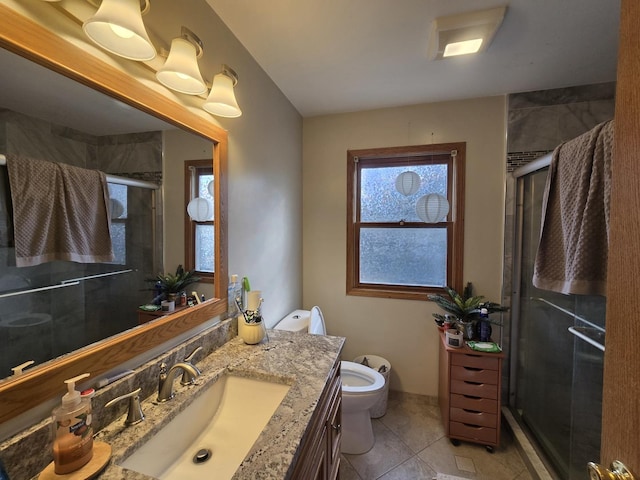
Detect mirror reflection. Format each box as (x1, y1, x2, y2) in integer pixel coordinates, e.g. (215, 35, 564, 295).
(0, 46, 211, 381)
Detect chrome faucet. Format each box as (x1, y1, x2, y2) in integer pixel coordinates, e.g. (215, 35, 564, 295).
(157, 361, 201, 402)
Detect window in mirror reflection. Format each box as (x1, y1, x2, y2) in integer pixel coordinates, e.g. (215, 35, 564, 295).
(108, 183, 128, 265)
(185, 159, 214, 281)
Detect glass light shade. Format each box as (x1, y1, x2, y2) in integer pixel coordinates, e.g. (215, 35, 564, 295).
(82, 0, 156, 61)
(207, 180, 214, 196)
(156, 37, 207, 95)
(395, 171, 421, 196)
(203, 72, 242, 118)
(416, 193, 450, 223)
(187, 197, 212, 222)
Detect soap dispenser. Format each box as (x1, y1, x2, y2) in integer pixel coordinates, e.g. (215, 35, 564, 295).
(51, 373, 93, 474)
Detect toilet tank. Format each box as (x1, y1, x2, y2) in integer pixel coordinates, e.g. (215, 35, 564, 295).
(274, 309, 310, 332)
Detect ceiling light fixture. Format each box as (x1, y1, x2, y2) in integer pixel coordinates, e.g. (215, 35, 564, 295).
(156, 27, 207, 95)
(83, 0, 156, 61)
(428, 6, 507, 60)
(203, 65, 242, 118)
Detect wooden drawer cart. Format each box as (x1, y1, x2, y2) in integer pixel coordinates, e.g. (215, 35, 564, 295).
(438, 331, 504, 452)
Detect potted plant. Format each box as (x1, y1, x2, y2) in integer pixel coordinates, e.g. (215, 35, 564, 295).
(153, 265, 201, 303)
(428, 282, 508, 340)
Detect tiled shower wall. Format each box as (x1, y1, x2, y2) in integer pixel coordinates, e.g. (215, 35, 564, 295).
(500, 82, 616, 398)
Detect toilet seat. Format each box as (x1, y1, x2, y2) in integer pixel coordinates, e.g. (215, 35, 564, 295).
(341, 361, 385, 395)
(274, 308, 387, 454)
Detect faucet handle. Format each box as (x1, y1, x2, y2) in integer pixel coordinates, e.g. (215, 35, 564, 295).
(183, 346, 203, 363)
(105, 387, 145, 426)
(181, 346, 203, 385)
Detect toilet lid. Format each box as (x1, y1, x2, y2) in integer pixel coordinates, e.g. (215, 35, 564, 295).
(340, 361, 385, 394)
(309, 306, 326, 335)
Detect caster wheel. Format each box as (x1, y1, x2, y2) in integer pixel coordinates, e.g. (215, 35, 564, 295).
(450, 439, 461, 447)
(485, 445, 494, 453)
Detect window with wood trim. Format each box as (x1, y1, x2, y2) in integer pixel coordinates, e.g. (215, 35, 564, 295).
(184, 159, 214, 283)
(346, 143, 465, 300)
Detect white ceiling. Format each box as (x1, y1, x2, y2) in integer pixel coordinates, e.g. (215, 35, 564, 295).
(0, 0, 620, 134)
(206, 0, 621, 117)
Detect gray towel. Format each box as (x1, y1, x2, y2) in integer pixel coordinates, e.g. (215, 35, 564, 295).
(532, 120, 614, 296)
(6, 154, 114, 267)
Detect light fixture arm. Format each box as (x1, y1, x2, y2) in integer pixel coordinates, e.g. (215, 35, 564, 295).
(86, 0, 150, 15)
(180, 26, 203, 59)
(221, 64, 239, 86)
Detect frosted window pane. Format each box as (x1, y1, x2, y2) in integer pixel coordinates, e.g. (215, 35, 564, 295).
(195, 224, 214, 273)
(107, 184, 127, 265)
(360, 228, 447, 286)
(110, 223, 126, 265)
(361, 165, 447, 222)
(198, 174, 214, 221)
(108, 183, 128, 218)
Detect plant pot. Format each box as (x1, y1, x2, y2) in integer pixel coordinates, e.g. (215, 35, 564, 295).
(460, 320, 475, 340)
(166, 292, 178, 303)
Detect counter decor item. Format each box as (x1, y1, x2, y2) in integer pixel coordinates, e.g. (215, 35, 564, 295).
(445, 328, 464, 348)
(428, 282, 507, 341)
(236, 298, 266, 345)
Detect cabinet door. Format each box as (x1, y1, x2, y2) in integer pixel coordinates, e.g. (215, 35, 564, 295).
(310, 428, 328, 480)
(327, 375, 342, 480)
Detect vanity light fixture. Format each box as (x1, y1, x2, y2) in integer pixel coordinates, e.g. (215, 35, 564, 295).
(203, 65, 242, 118)
(82, 0, 156, 61)
(156, 27, 207, 95)
(427, 6, 507, 60)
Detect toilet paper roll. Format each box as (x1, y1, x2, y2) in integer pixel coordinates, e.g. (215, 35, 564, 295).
(247, 290, 262, 311)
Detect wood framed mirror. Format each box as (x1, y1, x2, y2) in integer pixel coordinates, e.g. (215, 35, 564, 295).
(0, 5, 229, 425)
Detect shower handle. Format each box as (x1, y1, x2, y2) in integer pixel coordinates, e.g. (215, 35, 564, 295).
(587, 460, 635, 480)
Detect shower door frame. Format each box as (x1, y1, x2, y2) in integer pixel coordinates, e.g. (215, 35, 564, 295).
(508, 153, 552, 411)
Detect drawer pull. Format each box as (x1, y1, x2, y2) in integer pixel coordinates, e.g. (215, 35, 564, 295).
(463, 423, 483, 429)
(463, 409, 482, 414)
(463, 394, 481, 399)
(464, 381, 484, 386)
(463, 366, 482, 371)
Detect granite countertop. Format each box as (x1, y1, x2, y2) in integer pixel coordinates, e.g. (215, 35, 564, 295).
(94, 330, 344, 479)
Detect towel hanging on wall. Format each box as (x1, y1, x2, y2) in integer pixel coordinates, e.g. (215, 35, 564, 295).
(532, 120, 614, 296)
(6, 154, 114, 267)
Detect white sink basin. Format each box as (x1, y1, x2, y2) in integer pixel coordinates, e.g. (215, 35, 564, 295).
(120, 374, 290, 480)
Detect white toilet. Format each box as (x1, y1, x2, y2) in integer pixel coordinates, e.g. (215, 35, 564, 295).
(274, 307, 386, 454)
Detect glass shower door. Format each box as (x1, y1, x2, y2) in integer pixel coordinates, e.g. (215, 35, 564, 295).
(512, 167, 605, 479)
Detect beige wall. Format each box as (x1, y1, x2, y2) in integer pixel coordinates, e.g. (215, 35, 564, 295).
(302, 96, 507, 396)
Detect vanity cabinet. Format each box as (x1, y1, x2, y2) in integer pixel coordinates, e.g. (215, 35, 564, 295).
(438, 331, 504, 451)
(291, 362, 342, 480)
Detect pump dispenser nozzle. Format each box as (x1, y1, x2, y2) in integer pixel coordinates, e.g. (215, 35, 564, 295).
(62, 373, 90, 408)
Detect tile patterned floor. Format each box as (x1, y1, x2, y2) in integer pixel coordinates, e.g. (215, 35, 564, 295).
(340, 391, 533, 480)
